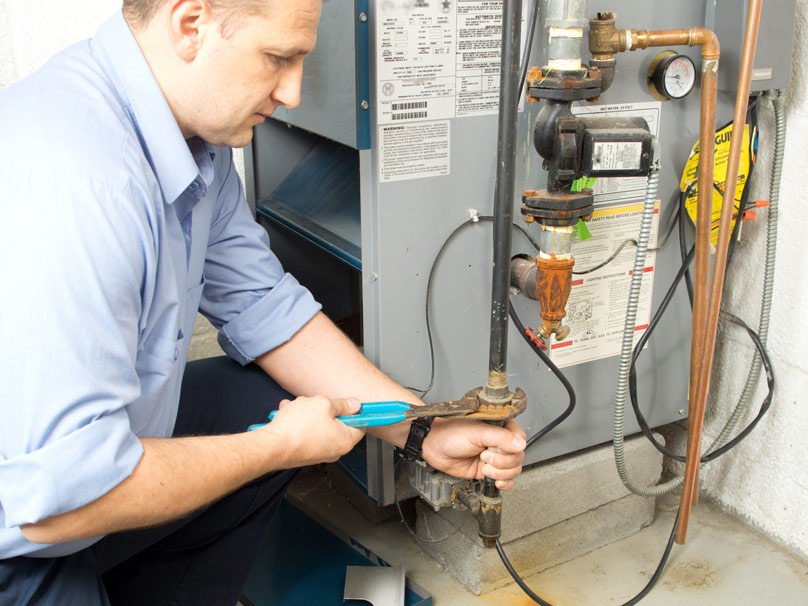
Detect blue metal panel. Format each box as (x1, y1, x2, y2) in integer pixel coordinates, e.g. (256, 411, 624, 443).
(255, 139, 362, 270)
(355, 0, 372, 150)
(241, 500, 431, 606)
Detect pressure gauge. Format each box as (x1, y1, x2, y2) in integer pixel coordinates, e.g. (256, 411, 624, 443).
(648, 51, 697, 101)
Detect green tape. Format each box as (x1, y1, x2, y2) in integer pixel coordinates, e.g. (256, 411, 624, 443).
(576, 218, 593, 241)
(571, 177, 596, 193)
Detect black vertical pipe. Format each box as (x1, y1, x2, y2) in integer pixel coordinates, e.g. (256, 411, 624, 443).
(489, 0, 523, 375)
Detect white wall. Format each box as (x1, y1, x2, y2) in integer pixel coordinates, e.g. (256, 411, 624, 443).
(0, 0, 245, 172)
(3, 0, 808, 560)
(0, 0, 119, 89)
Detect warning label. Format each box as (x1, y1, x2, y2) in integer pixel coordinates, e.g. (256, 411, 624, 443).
(375, 0, 526, 126)
(549, 203, 660, 369)
(379, 121, 451, 183)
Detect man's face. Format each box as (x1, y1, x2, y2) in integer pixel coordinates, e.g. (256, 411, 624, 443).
(187, 0, 321, 147)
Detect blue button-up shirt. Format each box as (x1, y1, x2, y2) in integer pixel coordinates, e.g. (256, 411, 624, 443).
(0, 12, 321, 558)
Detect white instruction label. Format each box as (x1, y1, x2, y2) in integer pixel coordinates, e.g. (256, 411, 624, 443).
(379, 121, 451, 183)
(592, 141, 643, 171)
(549, 202, 660, 369)
(375, 0, 526, 126)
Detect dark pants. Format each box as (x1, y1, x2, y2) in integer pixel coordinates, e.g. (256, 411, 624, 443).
(0, 357, 296, 606)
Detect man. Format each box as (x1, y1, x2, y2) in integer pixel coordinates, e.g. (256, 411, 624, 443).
(0, 0, 526, 603)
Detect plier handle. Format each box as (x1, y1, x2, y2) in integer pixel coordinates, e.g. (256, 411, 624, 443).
(247, 401, 413, 431)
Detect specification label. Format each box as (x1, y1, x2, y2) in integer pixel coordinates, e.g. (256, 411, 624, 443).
(375, 1, 526, 182)
(376, 0, 524, 125)
(549, 101, 663, 368)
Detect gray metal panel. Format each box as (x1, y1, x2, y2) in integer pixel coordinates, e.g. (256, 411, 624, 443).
(707, 0, 796, 92)
(250, 0, 772, 489)
(272, 1, 360, 148)
(363, 0, 740, 467)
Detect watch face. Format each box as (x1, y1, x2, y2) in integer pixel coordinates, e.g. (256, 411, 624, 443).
(663, 55, 696, 99)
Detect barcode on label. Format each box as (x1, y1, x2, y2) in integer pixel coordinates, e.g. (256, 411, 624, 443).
(392, 111, 428, 121)
(392, 101, 428, 111)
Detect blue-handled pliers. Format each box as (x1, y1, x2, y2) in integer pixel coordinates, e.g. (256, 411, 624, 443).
(247, 398, 482, 431)
(248, 401, 412, 431)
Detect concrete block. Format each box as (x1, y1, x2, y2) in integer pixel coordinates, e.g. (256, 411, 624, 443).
(430, 433, 663, 543)
(413, 434, 663, 594)
(416, 493, 655, 595)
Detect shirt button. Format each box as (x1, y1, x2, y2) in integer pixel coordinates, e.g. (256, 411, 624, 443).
(174, 348, 179, 361)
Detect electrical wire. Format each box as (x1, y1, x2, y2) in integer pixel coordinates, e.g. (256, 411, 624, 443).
(629, 93, 774, 463)
(627, 247, 775, 463)
(496, 512, 680, 606)
(404, 215, 540, 397)
(519, 0, 541, 100)
(507, 301, 576, 447)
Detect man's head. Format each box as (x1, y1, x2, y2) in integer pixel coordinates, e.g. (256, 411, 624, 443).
(127, 0, 321, 148)
(124, 0, 268, 38)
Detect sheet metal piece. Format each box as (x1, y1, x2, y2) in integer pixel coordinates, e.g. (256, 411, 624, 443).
(344, 565, 405, 606)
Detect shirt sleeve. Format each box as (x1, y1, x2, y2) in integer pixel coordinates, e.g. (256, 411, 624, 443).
(0, 169, 147, 530)
(200, 148, 321, 364)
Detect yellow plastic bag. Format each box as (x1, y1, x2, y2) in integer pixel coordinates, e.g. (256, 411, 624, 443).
(679, 123, 752, 248)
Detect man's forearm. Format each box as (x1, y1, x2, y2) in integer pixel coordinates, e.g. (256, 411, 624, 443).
(21, 430, 288, 544)
(255, 311, 423, 449)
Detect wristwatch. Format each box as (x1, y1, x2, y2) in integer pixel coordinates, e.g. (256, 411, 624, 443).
(401, 417, 434, 461)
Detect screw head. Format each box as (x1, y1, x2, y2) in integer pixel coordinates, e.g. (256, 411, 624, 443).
(359, 11, 368, 22)
(360, 100, 369, 110)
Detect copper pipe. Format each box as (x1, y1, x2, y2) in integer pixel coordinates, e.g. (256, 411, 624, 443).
(676, 0, 762, 545)
(592, 23, 719, 539)
(624, 30, 720, 396)
(628, 26, 719, 514)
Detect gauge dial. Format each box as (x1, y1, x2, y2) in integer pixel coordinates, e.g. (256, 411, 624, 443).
(648, 51, 697, 101)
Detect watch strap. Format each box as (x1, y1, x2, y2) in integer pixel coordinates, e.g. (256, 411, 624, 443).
(402, 416, 434, 461)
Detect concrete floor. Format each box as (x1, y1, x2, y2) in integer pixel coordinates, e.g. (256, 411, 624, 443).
(189, 318, 808, 605)
(289, 470, 808, 606)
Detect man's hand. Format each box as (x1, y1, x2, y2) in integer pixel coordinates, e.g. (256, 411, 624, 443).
(420, 418, 526, 490)
(260, 396, 366, 468)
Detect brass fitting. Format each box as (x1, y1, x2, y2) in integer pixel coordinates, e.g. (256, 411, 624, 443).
(589, 12, 629, 60)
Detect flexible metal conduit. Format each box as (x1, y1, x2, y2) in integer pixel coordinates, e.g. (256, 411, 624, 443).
(709, 92, 783, 452)
(612, 146, 686, 497)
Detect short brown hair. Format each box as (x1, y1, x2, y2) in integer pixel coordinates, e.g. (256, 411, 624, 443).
(123, 0, 268, 37)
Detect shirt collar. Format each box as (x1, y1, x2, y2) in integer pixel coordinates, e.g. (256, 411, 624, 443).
(91, 11, 214, 205)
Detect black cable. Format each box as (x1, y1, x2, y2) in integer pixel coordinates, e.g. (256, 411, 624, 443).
(404, 218, 475, 396)
(630, 94, 770, 463)
(726, 96, 759, 268)
(573, 238, 636, 275)
(508, 301, 576, 447)
(519, 0, 541, 101)
(678, 184, 695, 305)
(496, 512, 680, 606)
(629, 275, 775, 463)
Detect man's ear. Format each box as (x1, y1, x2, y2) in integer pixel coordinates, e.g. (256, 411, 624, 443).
(167, 0, 212, 62)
